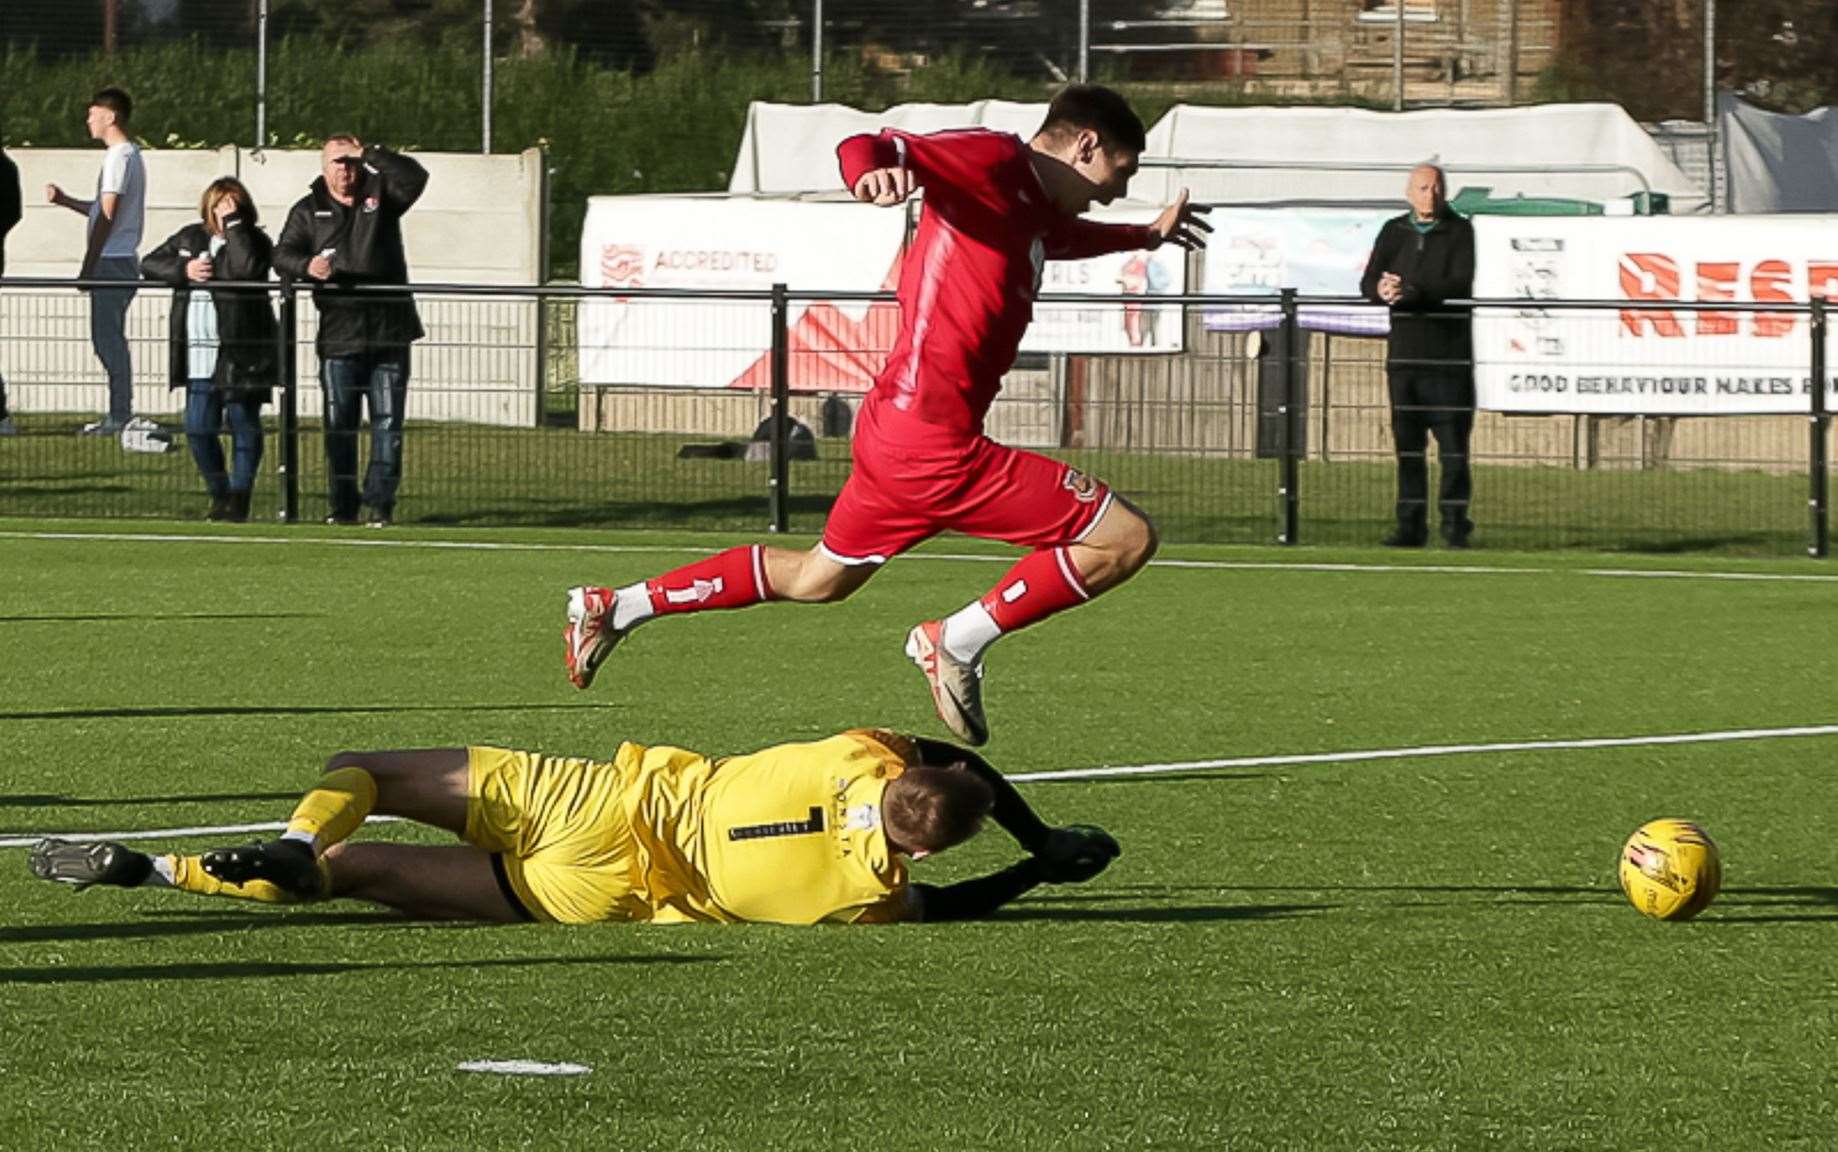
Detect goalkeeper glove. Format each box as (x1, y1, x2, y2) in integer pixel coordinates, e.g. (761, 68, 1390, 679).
(1036, 824, 1121, 883)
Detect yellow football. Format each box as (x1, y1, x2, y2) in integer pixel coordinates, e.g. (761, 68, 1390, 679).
(1618, 819, 1722, 921)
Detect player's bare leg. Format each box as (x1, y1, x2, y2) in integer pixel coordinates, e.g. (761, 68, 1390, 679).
(567, 543, 877, 688)
(202, 748, 471, 896)
(915, 497, 1159, 745)
(322, 842, 526, 921)
(28, 748, 477, 906)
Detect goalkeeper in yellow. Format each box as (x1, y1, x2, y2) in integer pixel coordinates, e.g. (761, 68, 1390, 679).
(28, 729, 1119, 924)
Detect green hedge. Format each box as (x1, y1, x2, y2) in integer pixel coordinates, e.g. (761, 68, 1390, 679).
(3, 37, 1099, 278)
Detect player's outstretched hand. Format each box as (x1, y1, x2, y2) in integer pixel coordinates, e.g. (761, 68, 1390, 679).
(1037, 824, 1121, 884)
(853, 166, 918, 207)
(1148, 188, 1213, 251)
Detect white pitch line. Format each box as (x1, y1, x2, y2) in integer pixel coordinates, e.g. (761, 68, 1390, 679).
(0, 816, 402, 850)
(4, 529, 1837, 582)
(1006, 722, 1838, 783)
(5, 724, 1834, 845)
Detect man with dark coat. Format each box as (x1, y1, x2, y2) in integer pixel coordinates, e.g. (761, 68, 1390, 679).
(273, 136, 428, 527)
(1360, 163, 1477, 548)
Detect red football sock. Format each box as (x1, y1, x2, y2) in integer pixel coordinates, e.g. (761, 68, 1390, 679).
(979, 546, 1090, 634)
(645, 545, 773, 616)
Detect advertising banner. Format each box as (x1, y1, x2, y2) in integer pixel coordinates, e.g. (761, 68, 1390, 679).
(579, 197, 1187, 392)
(1473, 215, 1838, 414)
(1199, 208, 1392, 335)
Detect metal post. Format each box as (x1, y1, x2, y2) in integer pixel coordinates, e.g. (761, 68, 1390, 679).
(255, 0, 269, 148)
(812, 0, 824, 102)
(1078, 0, 1089, 82)
(1393, 0, 1405, 111)
(1703, 0, 1717, 211)
(1278, 288, 1301, 544)
(1504, 0, 1519, 106)
(482, 0, 494, 153)
(278, 285, 300, 523)
(1812, 298, 1829, 558)
(768, 283, 791, 534)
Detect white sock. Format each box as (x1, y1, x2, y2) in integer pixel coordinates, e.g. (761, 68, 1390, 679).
(941, 602, 1001, 665)
(148, 855, 176, 887)
(610, 582, 655, 631)
(281, 829, 317, 851)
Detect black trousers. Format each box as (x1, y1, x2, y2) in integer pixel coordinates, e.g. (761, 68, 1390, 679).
(1388, 370, 1475, 540)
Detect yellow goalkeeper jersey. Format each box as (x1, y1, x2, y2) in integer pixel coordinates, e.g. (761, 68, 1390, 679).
(620, 728, 919, 925)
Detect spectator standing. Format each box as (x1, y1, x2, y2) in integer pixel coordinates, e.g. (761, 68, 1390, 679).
(0, 142, 20, 435)
(47, 87, 158, 440)
(141, 178, 279, 522)
(272, 136, 428, 527)
(1359, 163, 1477, 548)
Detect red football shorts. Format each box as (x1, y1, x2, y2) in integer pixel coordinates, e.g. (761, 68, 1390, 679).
(819, 403, 1115, 565)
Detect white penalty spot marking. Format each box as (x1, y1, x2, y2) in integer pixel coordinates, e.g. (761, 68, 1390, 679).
(457, 1059, 592, 1077)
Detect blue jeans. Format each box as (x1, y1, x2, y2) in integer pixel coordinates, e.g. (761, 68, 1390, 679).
(184, 379, 265, 499)
(322, 348, 410, 519)
(91, 256, 140, 424)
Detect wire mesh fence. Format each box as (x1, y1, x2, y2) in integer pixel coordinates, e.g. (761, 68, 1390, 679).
(0, 279, 1831, 555)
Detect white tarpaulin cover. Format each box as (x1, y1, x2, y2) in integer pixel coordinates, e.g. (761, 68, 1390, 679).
(1472, 215, 1838, 414)
(1140, 103, 1707, 211)
(727, 100, 1050, 195)
(730, 100, 1708, 212)
(1719, 92, 1838, 213)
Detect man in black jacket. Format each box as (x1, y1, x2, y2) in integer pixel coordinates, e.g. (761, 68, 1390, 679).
(1360, 164, 1477, 548)
(273, 136, 428, 526)
(0, 143, 21, 435)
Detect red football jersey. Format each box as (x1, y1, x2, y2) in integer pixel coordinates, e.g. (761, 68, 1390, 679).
(836, 128, 1153, 440)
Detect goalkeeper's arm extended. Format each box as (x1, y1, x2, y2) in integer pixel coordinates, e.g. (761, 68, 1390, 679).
(909, 739, 1121, 922)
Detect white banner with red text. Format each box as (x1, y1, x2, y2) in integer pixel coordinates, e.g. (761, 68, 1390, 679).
(577, 196, 1186, 392)
(1473, 215, 1838, 414)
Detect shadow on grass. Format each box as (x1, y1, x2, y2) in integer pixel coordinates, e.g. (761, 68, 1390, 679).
(0, 909, 416, 945)
(0, 791, 302, 809)
(0, 612, 321, 624)
(411, 494, 836, 530)
(992, 901, 1329, 924)
(0, 702, 612, 722)
(1620, 532, 1786, 555)
(0, 953, 714, 985)
(1697, 885, 1838, 924)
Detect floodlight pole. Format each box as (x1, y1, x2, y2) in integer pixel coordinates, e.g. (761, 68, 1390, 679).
(1393, 1, 1405, 111)
(1078, 0, 1089, 82)
(812, 0, 824, 102)
(483, 0, 494, 153)
(255, 0, 269, 148)
(1703, 0, 1716, 211)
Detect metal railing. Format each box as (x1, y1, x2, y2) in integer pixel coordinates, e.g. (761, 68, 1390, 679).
(0, 277, 1830, 556)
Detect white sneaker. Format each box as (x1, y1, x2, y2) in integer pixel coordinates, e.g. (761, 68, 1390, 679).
(564, 586, 626, 690)
(905, 619, 990, 746)
(120, 418, 174, 454)
(79, 418, 125, 436)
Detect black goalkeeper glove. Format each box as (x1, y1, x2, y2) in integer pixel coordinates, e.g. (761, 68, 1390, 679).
(1035, 824, 1121, 884)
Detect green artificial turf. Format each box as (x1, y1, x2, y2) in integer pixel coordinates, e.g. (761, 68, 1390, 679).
(1, 522, 1835, 1149)
(0, 415, 1827, 555)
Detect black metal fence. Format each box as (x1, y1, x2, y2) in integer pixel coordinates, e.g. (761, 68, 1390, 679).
(0, 278, 1831, 557)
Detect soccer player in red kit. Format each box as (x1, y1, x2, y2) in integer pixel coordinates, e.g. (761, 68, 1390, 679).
(564, 84, 1210, 745)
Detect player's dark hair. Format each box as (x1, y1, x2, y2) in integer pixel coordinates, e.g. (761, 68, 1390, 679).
(884, 765, 995, 855)
(91, 87, 133, 125)
(1036, 84, 1146, 155)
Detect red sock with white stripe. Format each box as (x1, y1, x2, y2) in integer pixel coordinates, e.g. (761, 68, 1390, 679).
(618, 545, 772, 626)
(941, 546, 1090, 665)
